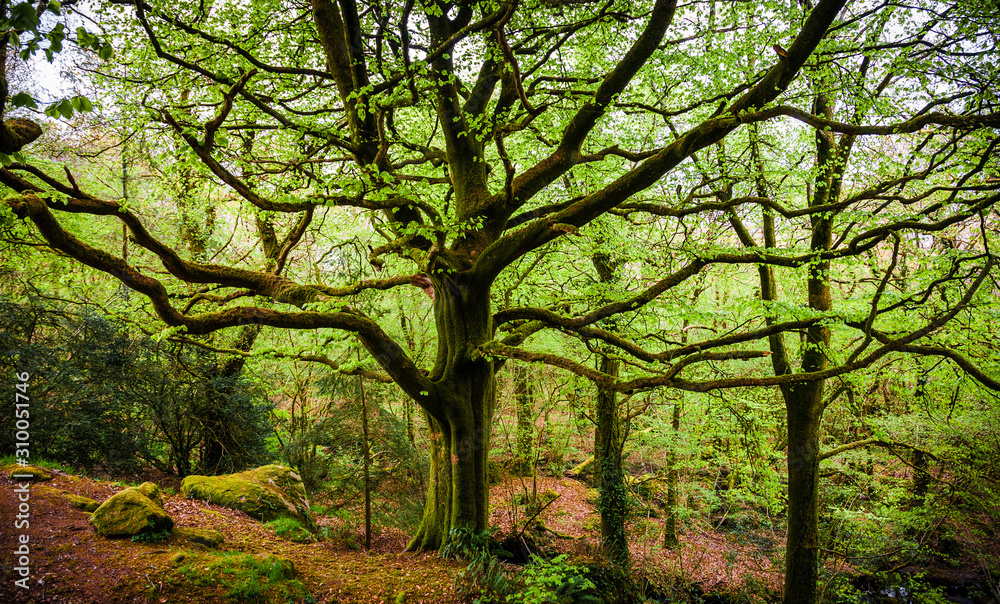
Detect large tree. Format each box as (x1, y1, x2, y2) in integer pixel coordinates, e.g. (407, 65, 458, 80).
(3, 1, 999, 602)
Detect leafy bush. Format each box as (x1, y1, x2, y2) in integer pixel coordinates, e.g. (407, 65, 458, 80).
(440, 527, 510, 603)
(510, 555, 601, 604)
(0, 297, 273, 476)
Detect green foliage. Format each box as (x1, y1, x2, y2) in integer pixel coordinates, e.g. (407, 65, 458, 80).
(173, 552, 309, 603)
(440, 528, 510, 603)
(510, 555, 601, 604)
(0, 297, 272, 475)
(272, 367, 426, 530)
(266, 517, 315, 543)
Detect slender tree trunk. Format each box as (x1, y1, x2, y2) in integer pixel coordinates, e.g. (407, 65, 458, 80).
(783, 381, 825, 604)
(589, 250, 630, 568)
(663, 396, 682, 548)
(596, 358, 630, 568)
(358, 363, 372, 550)
(513, 363, 535, 476)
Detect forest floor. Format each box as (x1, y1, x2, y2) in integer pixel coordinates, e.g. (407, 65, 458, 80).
(0, 464, 464, 604)
(1, 464, 997, 603)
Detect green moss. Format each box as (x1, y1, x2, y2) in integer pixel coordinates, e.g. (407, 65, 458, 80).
(181, 465, 315, 529)
(57, 491, 101, 512)
(172, 551, 308, 603)
(89, 482, 173, 537)
(175, 527, 225, 548)
(6, 464, 54, 481)
(266, 517, 315, 543)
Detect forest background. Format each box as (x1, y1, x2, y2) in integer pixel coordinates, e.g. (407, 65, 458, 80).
(1, 0, 999, 603)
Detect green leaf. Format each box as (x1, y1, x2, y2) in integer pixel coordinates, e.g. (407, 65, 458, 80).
(98, 43, 113, 60)
(10, 3, 40, 30)
(47, 0, 61, 14)
(53, 98, 74, 119)
(10, 93, 37, 109)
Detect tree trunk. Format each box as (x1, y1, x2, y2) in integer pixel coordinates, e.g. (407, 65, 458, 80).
(783, 381, 825, 604)
(513, 363, 535, 476)
(359, 369, 372, 550)
(781, 226, 833, 604)
(595, 357, 630, 568)
(911, 448, 930, 508)
(663, 396, 682, 548)
(407, 273, 495, 550)
(590, 250, 630, 568)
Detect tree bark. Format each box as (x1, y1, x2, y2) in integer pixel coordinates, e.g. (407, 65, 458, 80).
(595, 359, 630, 568)
(407, 272, 495, 550)
(591, 251, 630, 568)
(513, 363, 535, 476)
(663, 396, 682, 548)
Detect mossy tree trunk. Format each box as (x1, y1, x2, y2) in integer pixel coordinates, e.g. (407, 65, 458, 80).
(591, 251, 630, 568)
(595, 371, 630, 569)
(513, 363, 535, 476)
(663, 395, 682, 548)
(728, 97, 843, 603)
(407, 273, 496, 550)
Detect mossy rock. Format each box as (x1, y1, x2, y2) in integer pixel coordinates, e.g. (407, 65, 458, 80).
(8, 465, 53, 481)
(175, 527, 224, 548)
(62, 491, 100, 512)
(181, 465, 315, 529)
(169, 552, 188, 566)
(90, 482, 173, 538)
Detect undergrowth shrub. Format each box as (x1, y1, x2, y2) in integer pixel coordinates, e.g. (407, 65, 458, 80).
(510, 554, 601, 604)
(266, 517, 315, 543)
(440, 527, 510, 603)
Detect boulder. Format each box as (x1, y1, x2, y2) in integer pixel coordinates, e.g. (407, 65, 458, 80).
(181, 465, 315, 529)
(89, 482, 173, 538)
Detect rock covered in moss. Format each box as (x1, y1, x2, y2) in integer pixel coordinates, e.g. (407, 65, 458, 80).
(175, 527, 225, 548)
(8, 465, 53, 481)
(180, 465, 315, 529)
(169, 552, 188, 566)
(62, 491, 100, 512)
(89, 482, 173, 538)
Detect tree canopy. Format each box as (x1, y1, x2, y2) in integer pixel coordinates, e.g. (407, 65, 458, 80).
(2, 0, 999, 602)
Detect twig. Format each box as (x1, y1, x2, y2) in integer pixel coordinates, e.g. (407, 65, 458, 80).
(515, 493, 561, 541)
